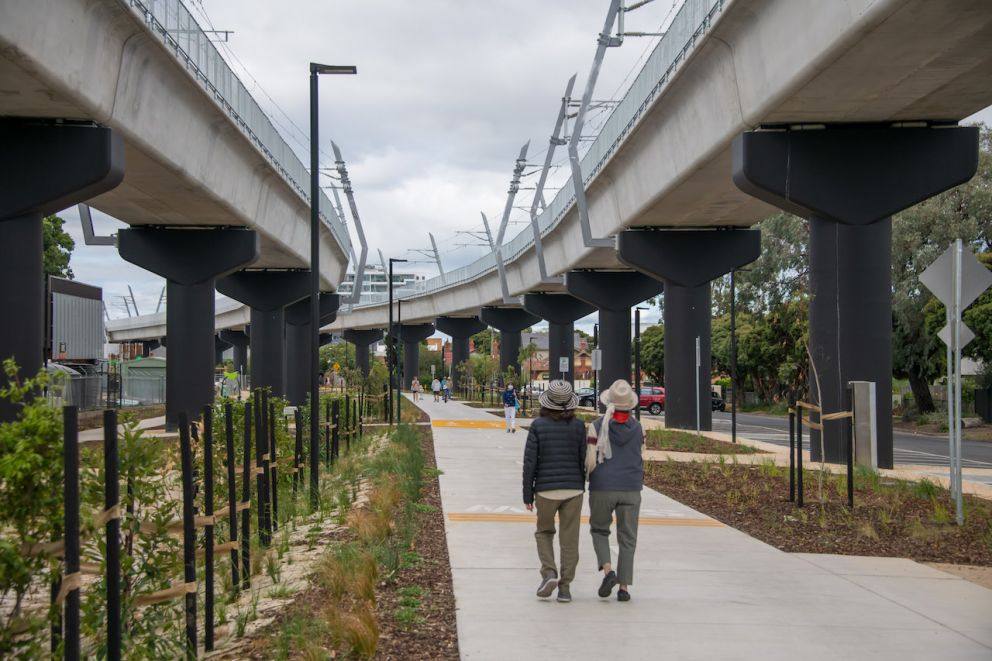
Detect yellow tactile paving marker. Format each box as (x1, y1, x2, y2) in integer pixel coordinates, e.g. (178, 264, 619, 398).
(447, 513, 723, 527)
(431, 419, 508, 429)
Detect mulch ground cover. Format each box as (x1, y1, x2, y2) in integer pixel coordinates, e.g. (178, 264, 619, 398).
(245, 416, 458, 659)
(645, 428, 765, 454)
(373, 424, 459, 660)
(644, 459, 992, 566)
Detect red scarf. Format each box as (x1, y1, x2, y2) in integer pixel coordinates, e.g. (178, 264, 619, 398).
(612, 411, 630, 423)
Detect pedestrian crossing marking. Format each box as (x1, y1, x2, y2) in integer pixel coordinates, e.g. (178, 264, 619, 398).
(432, 419, 507, 429)
(447, 513, 723, 527)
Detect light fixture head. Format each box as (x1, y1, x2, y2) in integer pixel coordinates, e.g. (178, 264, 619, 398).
(310, 63, 358, 75)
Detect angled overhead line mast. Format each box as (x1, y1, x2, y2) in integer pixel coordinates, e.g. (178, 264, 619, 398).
(568, 0, 664, 249)
(529, 74, 576, 285)
(331, 141, 369, 307)
(495, 142, 530, 304)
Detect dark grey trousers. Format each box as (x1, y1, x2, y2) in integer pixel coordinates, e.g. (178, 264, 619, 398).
(588, 490, 641, 585)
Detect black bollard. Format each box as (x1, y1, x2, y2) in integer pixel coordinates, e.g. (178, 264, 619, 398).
(224, 403, 239, 595)
(241, 402, 252, 589)
(269, 402, 278, 531)
(103, 410, 121, 661)
(203, 407, 215, 651)
(177, 412, 198, 657)
(63, 406, 81, 661)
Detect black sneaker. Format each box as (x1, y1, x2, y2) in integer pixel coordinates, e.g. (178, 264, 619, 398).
(617, 589, 631, 602)
(556, 585, 572, 603)
(598, 570, 619, 598)
(536, 572, 558, 598)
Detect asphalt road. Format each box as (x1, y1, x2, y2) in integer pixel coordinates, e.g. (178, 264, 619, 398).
(643, 410, 992, 470)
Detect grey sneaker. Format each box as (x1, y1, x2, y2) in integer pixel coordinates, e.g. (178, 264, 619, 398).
(556, 585, 572, 603)
(536, 572, 558, 598)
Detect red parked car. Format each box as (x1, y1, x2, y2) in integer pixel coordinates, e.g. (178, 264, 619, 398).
(638, 387, 665, 415)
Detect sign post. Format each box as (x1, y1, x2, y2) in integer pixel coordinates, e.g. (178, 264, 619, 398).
(695, 336, 701, 436)
(559, 356, 569, 380)
(920, 240, 992, 525)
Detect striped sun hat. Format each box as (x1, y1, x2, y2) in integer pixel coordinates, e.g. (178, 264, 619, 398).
(539, 380, 578, 411)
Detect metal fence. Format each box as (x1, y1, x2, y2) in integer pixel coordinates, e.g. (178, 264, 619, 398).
(124, 0, 352, 253)
(46, 370, 167, 410)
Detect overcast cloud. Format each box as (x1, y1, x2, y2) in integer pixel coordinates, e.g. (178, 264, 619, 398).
(60, 0, 992, 333)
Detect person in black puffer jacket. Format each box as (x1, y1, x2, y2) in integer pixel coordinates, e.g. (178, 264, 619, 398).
(521, 380, 586, 603)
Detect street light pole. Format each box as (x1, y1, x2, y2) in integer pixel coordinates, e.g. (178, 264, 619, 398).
(528, 335, 535, 416)
(309, 61, 356, 509)
(387, 257, 407, 425)
(730, 269, 737, 444)
(397, 299, 403, 424)
(592, 322, 599, 396)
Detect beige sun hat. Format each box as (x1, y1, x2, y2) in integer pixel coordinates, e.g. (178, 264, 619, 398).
(599, 379, 638, 411)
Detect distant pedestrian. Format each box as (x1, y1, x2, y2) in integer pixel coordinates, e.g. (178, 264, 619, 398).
(503, 384, 518, 433)
(522, 380, 585, 603)
(431, 377, 441, 402)
(411, 376, 421, 401)
(586, 379, 644, 603)
(441, 377, 449, 402)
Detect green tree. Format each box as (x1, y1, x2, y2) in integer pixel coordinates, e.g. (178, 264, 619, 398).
(470, 329, 495, 356)
(43, 214, 75, 280)
(640, 323, 664, 383)
(891, 124, 992, 412)
(418, 343, 443, 385)
(319, 341, 357, 373)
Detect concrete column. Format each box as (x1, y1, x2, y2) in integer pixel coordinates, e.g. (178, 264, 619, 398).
(284, 294, 339, 405)
(216, 271, 309, 398)
(522, 294, 595, 386)
(565, 271, 665, 395)
(618, 229, 761, 431)
(342, 329, 384, 377)
(119, 228, 259, 427)
(214, 335, 231, 366)
(664, 284, 712, 431)
(435, 317, 487, 389)
(141, 339, 162, 357)
(219, 330, 249, 376)
(479, 307, 540, 379)
(733, 124, 978, 467)
(0, 123, 124, 421)
(388, 324, 434, 389)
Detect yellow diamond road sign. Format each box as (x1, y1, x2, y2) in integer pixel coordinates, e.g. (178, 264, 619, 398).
(333, 362, 340, 371)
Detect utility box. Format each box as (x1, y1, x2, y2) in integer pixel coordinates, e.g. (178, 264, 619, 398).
(849, 381, 878, 468)
(47, 276, 104, 362)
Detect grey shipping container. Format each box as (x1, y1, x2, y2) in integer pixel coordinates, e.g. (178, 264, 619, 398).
(48, 277, 105, 362)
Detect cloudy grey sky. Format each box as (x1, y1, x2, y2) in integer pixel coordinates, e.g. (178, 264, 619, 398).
(62, 0, 992, 333)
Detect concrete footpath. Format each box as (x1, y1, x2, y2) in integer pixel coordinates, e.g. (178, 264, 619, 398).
(411, 396, 992, 660)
